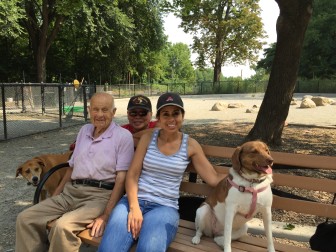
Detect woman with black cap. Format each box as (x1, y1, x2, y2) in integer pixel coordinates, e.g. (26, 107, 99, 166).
(98, 92, 226, 252)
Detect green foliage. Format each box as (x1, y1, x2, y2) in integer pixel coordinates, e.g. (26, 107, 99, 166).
(257, 0, 336, 79)
(164, 43, 195, 83)
(256, 43, 276, 74)
(195, 68, 224, 82)
(0, 0, 25, 38)
(299, 0, 336, 79)
(169, 0, 266, 83)
(283, 223, 295, 230)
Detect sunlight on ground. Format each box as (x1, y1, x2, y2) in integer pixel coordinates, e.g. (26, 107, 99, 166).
(15, 200, 33, 206)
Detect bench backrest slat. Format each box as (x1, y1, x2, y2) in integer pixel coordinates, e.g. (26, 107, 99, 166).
(272, 195, 336, 218)
(201, 145, 336, 170)
(271, 151, 336, 170)
(273, 173, 336, 193)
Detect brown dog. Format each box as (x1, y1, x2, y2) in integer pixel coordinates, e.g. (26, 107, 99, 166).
(192, 141, 275, 252)
(16, 151, 72, 200)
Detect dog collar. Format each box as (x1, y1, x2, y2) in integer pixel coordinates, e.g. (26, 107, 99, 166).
(227, 177, 268, 219)
(238, 170, 266, 183)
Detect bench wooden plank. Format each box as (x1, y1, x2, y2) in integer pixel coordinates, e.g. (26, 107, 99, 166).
(201, 144, 336, 170)
(76, 229, 101, 246)
(273, 173, 336, 192)
(271, 151, 336, 170)
(272, 195, 336, 218)
(177, 220, 314, 252)
(238, 236, 314, 252)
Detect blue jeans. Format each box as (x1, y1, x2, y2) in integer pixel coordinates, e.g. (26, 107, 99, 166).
(98, 196, 179, 252)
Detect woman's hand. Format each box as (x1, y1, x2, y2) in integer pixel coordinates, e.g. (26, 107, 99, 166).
(127, 205, 143, 239)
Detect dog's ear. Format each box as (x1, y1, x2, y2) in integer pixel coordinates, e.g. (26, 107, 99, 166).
(34, 157, 45, 168)
(37, 160, 45, 167)
(231, 146, 242, 171)
(16, 167, 22, 177)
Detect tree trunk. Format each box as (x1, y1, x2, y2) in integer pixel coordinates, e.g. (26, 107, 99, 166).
(23, 0, 64, 83)
(245, 0, 313, 145)
(213, 32, 223, 90)
(36, 40, 47, 83)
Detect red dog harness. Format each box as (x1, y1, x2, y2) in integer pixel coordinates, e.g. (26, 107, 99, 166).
(227, 178, 268, 219)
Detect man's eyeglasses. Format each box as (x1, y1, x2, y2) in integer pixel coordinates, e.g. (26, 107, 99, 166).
(128, 110, 148, 117)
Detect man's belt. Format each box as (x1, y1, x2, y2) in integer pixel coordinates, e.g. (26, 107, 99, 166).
(72, 179, 115, 190)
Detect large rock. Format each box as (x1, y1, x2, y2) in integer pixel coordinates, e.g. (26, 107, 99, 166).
(246, 108, 259, 113)
(311, 96, 331, 106)
(228, 103, 244, 108)
(300, 98, 316, 108)
(211, 102, 228, 111)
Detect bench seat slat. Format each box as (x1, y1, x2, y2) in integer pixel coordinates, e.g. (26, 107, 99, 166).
(178, 220, 314, 252)
(76, 229, 101, 246)
(238, 236, 314, 252)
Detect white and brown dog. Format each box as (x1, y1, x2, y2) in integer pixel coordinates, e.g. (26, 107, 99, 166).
(16, 152, 71, 200)
(192, 141, 275, 252)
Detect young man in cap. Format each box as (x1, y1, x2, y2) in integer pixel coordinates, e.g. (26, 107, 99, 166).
(122, 95, 158, 145)
(122, 95, 158, 134)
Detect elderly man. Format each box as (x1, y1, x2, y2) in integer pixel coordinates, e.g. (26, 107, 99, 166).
(15, 92, 134, 252)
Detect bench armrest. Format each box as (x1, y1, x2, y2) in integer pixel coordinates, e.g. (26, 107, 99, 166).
(33, 162, 70, 204)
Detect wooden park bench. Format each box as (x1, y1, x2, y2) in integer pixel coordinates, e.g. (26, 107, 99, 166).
(35, 144, 336, 252)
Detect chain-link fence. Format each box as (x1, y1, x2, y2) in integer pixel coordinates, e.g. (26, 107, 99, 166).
(0, 83, 91, 141)
(2, 79, 336, 140)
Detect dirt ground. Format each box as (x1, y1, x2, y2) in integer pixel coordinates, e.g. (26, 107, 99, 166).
(1, 93, 336, 251)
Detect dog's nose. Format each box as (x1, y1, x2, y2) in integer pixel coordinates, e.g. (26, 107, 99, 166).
(267, 158, 274, 165)
(32, 176, 38, 182)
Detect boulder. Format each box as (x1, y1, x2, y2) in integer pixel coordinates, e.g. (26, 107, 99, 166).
(246, 108, 259, 113)
(311, 96, 331, 106)
(300, 98, 316, 108)
(211, 102, 228, 111)
(228, 103, 244, 108)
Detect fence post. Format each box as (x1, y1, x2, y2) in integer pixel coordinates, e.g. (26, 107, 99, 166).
(21, 83, 26, 112)
(1, 84, 8, 140)
(83, 85, 88, 121)
(41, 83, 45, 115)
(58, 85, 63, 128)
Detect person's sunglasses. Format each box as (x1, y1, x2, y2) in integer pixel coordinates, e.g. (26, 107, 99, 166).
(128, 110, 148, 117)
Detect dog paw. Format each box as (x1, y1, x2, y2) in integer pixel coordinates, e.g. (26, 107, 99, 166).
(213, 236, 224, 248)
(191, 236, 201, 244)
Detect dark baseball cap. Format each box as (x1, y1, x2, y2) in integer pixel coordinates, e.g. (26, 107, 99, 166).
(127, 95, 152, 111)
(156, 92, 184, 112)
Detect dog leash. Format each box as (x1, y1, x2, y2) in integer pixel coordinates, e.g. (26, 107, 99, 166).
(227, 178, 268, 219)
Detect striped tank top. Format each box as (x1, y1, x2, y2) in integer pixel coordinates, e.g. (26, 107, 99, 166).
(137, 129, 190, 209)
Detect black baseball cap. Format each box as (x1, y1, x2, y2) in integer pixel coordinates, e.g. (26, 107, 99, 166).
(127, 95, 152, 112)
(156, 92, 184, 112)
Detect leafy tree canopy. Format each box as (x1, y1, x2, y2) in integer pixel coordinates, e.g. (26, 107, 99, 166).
(257, 0, 336, 79)
(167, 0, 266, 83)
